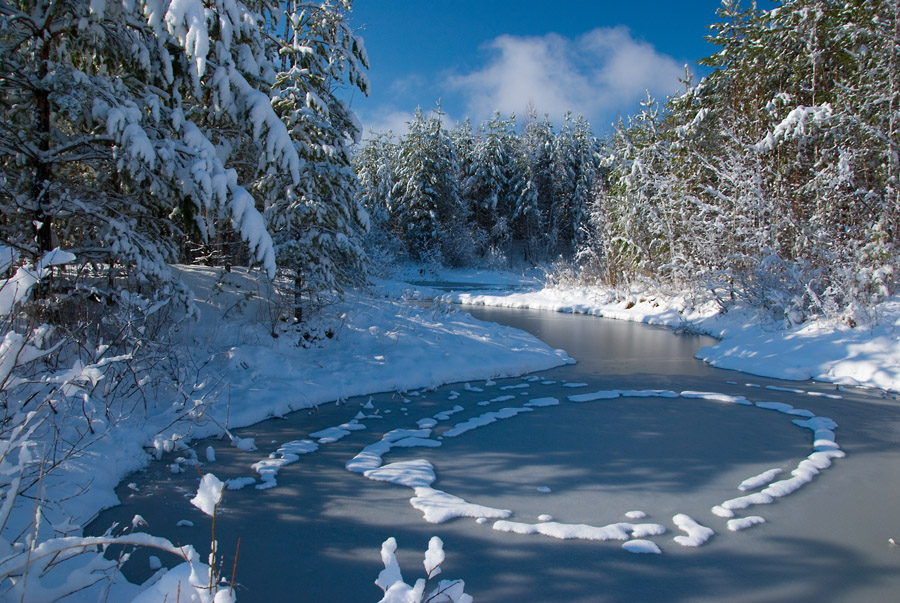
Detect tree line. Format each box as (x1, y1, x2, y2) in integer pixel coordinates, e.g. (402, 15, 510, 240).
(357, 0, 900, 323)
(355, 107, 603, 270)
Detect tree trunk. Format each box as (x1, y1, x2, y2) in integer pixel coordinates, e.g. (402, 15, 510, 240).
(33, 20, 53, 253)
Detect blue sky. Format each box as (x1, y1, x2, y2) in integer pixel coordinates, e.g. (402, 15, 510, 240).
(342, 1, 738, 137)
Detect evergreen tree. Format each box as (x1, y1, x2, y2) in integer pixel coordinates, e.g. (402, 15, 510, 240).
(392, 107, 463, 262)
(519, 109, 556, 259)
(0, 0, 287, 312)
(585, 0, 900, 319)
(462, 112, 523, 255)
(549, 113, 599, 255)
(259, 0, 371, 306)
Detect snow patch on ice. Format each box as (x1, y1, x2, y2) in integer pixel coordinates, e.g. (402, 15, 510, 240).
(525, 397, 559, 407)
(738, 468, 784, 491)
(493, 520, 665, 542)
(442, 407, 534, 438)
(623, 539, 662, 554)
(252, 439, 318, 489)
(672, 514, 714, 547)
(727, 516, 766, 531)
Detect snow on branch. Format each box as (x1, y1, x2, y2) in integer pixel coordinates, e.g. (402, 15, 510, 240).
(756, 104, 833, 152)
(0, 249, 76, 317)
(163, 0, 212, 79)
(228, 66, 304, 186)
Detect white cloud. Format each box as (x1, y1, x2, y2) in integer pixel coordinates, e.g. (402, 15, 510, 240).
(359, 106, 457, 141)
(360, 108, 417, 140)
(447, 26, 687, 129)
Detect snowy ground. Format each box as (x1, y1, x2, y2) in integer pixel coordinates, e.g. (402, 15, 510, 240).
(7, 264, 899, 601)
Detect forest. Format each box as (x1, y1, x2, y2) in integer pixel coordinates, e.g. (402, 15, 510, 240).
(357, 0, 899, 325)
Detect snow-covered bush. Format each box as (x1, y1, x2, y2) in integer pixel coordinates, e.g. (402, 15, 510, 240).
(375, 536, 472, 603)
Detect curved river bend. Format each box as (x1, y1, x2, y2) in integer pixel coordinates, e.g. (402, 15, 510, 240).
(90, 306, 900, 602)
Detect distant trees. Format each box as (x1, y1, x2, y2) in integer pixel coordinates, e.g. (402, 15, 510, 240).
(355, 107, 602, 267)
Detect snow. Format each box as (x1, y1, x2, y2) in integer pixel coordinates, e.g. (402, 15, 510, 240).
(493, 520, 666, 542)
(623, 539, 662, 554)
(375, 537, 473, 603)
(8, 266, 885, 599)
(738, 468, 783, 491)
(727, 516, 766, 531)
(672, 514, 715, 547)
(568, 389, 680, 403)
(411, 488, 512, 524)
(442, 407, 534, 438)
(251, 439, 318, 489)
(189, 473, 224, 516)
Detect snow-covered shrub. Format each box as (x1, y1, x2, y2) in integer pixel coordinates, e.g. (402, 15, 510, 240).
(375, 536, 472, 603)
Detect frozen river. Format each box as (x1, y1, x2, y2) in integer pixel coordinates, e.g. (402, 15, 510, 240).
(89, 305, 900, 602)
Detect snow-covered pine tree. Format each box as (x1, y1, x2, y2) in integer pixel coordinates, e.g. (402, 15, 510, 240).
(585, 0, 899, 319)
(548, 113, 599, 256)
(355, 132, 405, 272)
(519, 108, 556, 260)
(259, 0, 371, 310)
(462, 112, 523, 257)
(392, 106, 464, 263)
(0, 0, 290, 318)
